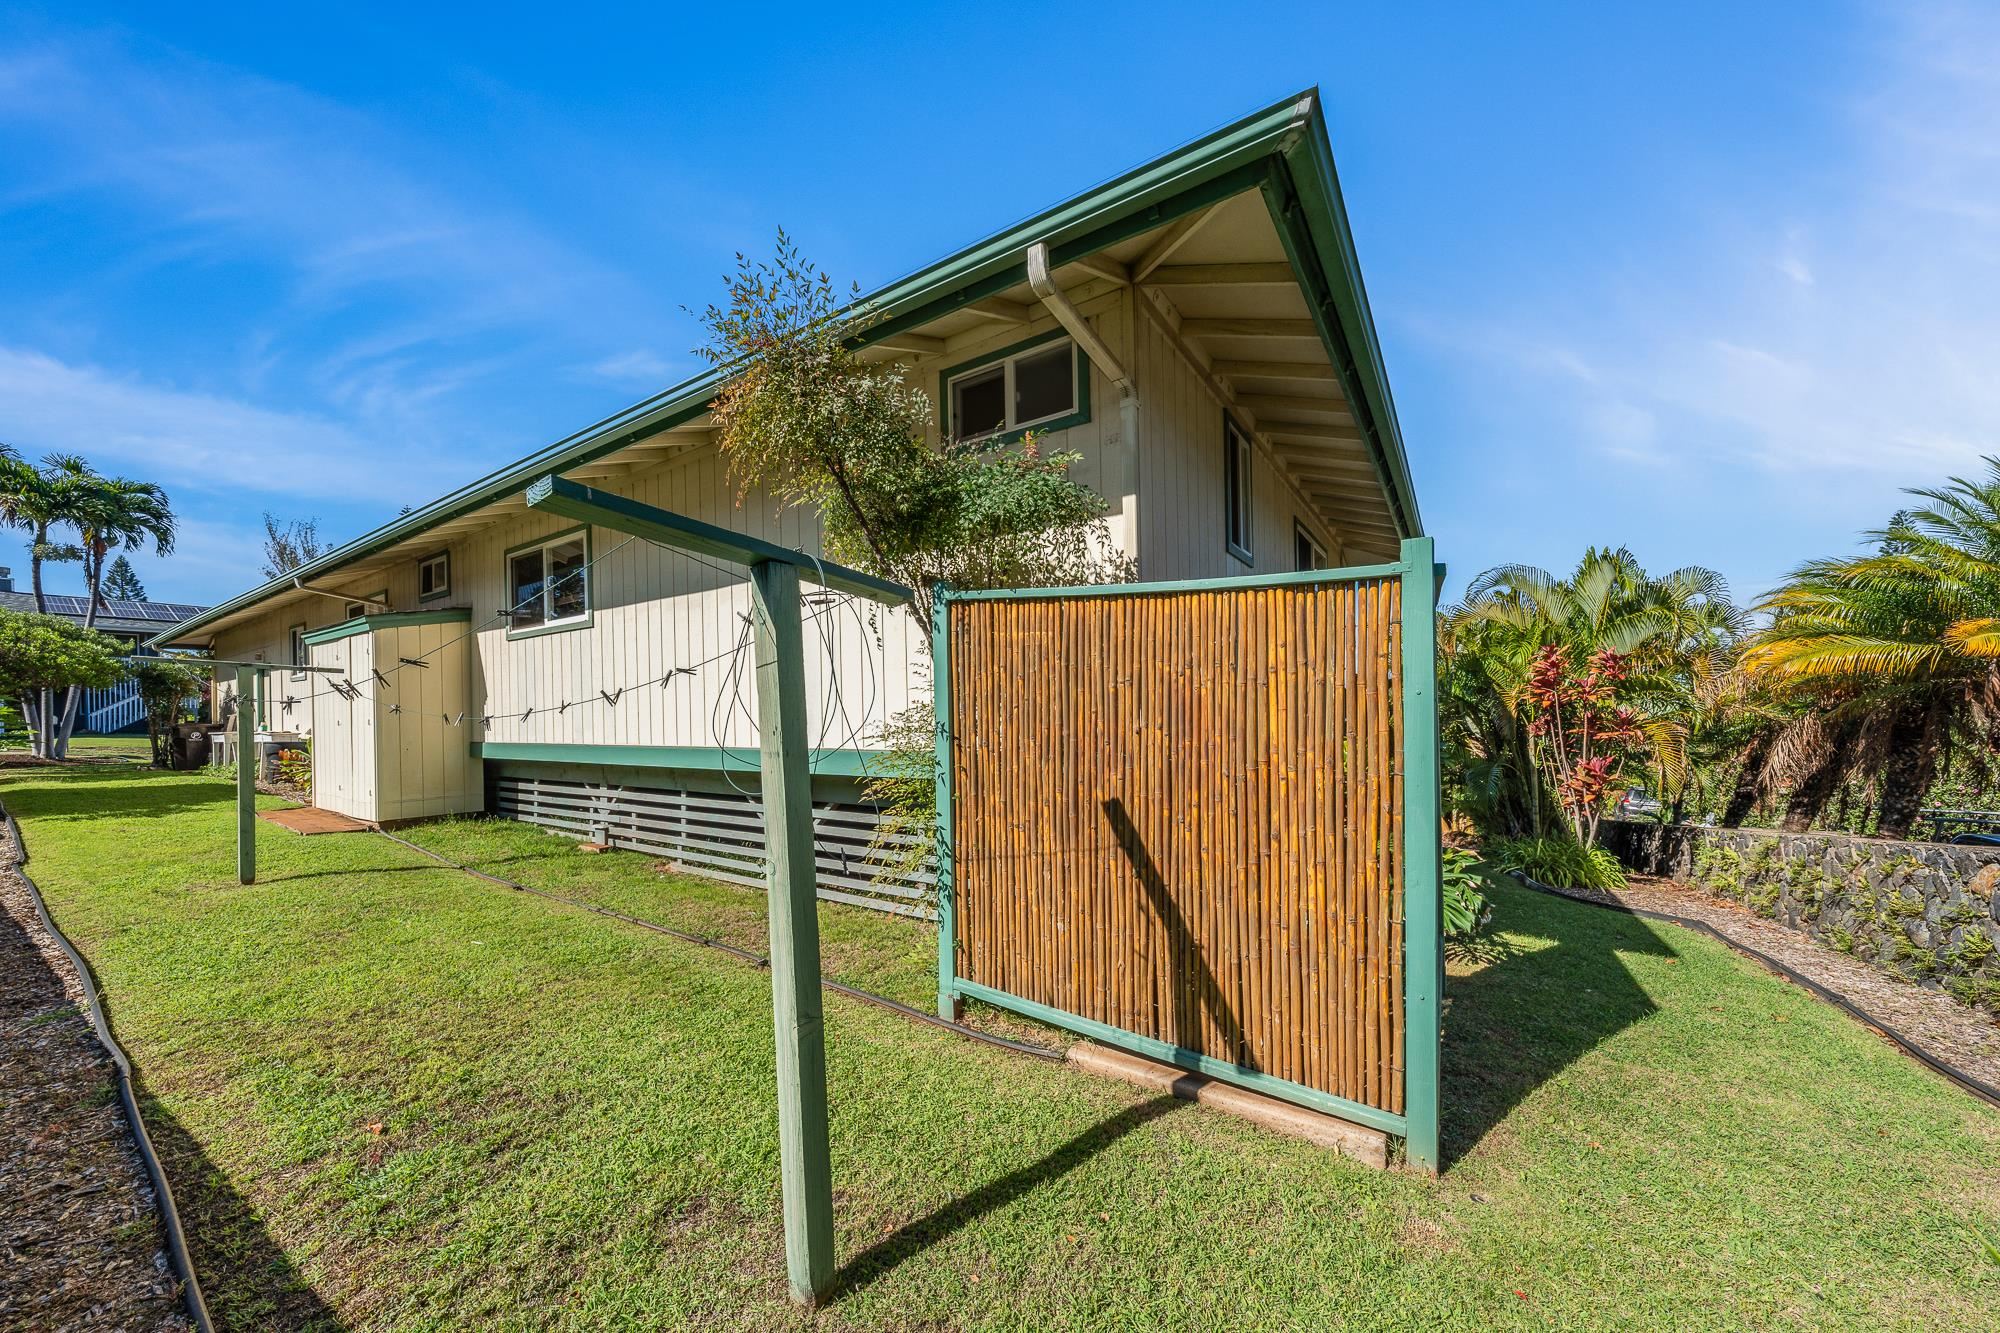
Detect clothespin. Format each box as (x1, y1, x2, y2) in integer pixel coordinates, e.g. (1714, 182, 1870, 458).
(557, 700, 571, 714)
(388, 703, 402, 715)
(397, 656, 430, 669)
(520, 708, 533, 723)
(601, 688, 623, 707)
(451, 711, 466, 726)
(661, 666, 696, 688)
(371, 668, 392, 688)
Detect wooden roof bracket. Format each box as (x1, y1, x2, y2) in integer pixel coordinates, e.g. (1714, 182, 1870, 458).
(1026, 242, 1132, 399)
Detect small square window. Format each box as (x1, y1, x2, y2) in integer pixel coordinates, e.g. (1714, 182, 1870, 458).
(944, 338, 1081, 442)
(507, 531, 590, 634)
(418, 551, 450, 602)
(344, 588, 387, 620)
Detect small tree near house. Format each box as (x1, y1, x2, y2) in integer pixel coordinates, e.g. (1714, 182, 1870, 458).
(1524, 644, 1645, 847)
(693, 233, 1131, 881)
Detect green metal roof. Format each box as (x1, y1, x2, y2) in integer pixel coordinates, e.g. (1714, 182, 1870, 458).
(154, 88, 1420, 649)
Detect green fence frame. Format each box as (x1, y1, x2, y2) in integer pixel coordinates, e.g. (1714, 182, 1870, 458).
(934, 537, 1443, 1170)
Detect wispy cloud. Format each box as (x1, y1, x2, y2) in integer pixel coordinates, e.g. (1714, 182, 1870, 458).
(0, 345, 460, 502)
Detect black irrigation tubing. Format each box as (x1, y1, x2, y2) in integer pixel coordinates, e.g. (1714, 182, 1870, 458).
(1508, 872, 2000, 1112)
(374, 828, 1065, 1064)
(0, 803, 215, 1333)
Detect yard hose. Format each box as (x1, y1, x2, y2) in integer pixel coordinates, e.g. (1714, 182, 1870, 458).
(0, 803, 216, 1333)
(1508, 873, 2000, 1112)
(373, 829, 1065, 1064)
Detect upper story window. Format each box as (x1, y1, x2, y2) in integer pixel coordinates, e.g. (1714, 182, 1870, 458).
(1294, 522, 1327, 571)
(1224, 417, 1253, 565)
(418, 551, 450, 602)
(942, 335, 1087, 443)
(344, 589, 387, 620)
(508, 530, 590, 635)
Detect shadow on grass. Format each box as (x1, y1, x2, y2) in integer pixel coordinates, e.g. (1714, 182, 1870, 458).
(1440, 884, 1674, 1169)
(139, 1094, 347, 1331)
(0, 769, 232, 822)
(831, 1095, 1185, 1297)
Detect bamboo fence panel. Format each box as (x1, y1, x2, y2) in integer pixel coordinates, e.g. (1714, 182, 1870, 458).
(949, 578, 1406, 1114)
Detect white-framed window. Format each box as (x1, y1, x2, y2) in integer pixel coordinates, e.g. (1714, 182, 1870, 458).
(1294, 522, 1327, 572)
(418, 551, 450, 602)
(289, 623, 308, 681)
(1224, 417, 1253, 564)
(507, 529, 590, 634)
(344, 588, 387, 620)
(945, 337, 1081, 442)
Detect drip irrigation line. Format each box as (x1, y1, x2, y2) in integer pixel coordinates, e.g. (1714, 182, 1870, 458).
(375, 829, 1063, 1063)
(0, 803, 214, 1333)
(1508, 873, 2000, 1112)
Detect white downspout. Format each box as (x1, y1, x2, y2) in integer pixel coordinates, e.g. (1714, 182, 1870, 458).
(1027, 242, 1140, 568)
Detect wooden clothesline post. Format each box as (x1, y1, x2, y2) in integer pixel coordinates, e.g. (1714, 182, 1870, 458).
(525, 474, 911, 1305)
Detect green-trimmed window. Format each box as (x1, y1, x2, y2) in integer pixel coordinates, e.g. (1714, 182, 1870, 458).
(508, 531, 589, 633)
(1224, 417, 1253, 565)
(417, 551, 450, 602)
(943, 335, 1085, 442)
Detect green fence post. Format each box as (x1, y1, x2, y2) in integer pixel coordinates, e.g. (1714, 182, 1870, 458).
(236, 665, 256, 885)
(748, 559, 835, 1304)
(1399, 537, 1442, 1174)
(932, 583, 959, 1021)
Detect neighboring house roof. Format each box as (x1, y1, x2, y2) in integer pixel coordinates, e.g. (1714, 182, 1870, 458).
(1, 589, 210, 638)
(153, 87, 1420, 650)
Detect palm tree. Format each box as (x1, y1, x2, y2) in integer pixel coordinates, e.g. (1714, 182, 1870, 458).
(0, 446, 85, 613)
(48, 461, 177, 754)
(1741, 459, 2000, 838)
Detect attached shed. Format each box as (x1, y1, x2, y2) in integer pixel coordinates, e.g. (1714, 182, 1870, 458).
(304, 611, 484, 824)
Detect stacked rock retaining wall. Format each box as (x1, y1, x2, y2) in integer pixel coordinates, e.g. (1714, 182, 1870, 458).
(1600, 820, 2000, 1013)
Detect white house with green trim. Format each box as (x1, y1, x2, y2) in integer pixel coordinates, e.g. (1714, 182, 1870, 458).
(152, 89, 1425, 914)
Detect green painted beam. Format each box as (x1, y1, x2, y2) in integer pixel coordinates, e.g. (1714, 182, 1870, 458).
(301, 609, 472, 646)
(950, 979, 1409, 1138)
(236, 665, 256, 885)
(470, 741, 886, 778)
(931, 585, 958, 1021)
(524, 474, 910, 606)
(748, 559, 835, 1304)
(1398, 536, 1443, 1174)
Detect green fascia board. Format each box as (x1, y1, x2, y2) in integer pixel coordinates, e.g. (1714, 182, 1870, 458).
(472, 741, 889, 778)
(151, 87, 1418, 649)
(937, 555, 1409, 602)
(301, 608, 472, 646)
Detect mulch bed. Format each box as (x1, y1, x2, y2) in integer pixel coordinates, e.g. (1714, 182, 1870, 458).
(0, 854, 189, 1330)
(1560, 874, 2000, 1096)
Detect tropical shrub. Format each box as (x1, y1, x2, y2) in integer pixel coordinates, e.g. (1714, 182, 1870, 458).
(1490, 835, 1629, 892)
(274, 746, 311, 792)
(1442, 847, 1494, 939)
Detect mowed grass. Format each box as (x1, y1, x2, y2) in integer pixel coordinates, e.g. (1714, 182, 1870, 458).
(5, 766, 1999, 1330)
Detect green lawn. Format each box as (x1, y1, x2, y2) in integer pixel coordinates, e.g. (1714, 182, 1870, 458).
(5, 765, 1998, 1330)
(1, 732, 152, 762)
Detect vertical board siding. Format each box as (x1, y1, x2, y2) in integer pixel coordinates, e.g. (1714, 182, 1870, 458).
(949, 578, 1405, 1115)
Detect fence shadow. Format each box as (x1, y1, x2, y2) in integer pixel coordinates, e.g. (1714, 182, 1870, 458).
(831, 1095, 1184, 1297)
(1440, 886, 1671, 1169)
(1102, 797, 1249, 1064)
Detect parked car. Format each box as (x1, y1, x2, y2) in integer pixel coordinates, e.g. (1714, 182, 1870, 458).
(1616, 788, 1664, 819)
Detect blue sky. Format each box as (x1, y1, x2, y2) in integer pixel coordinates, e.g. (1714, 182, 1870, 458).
(2, 2, 1995, 607)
